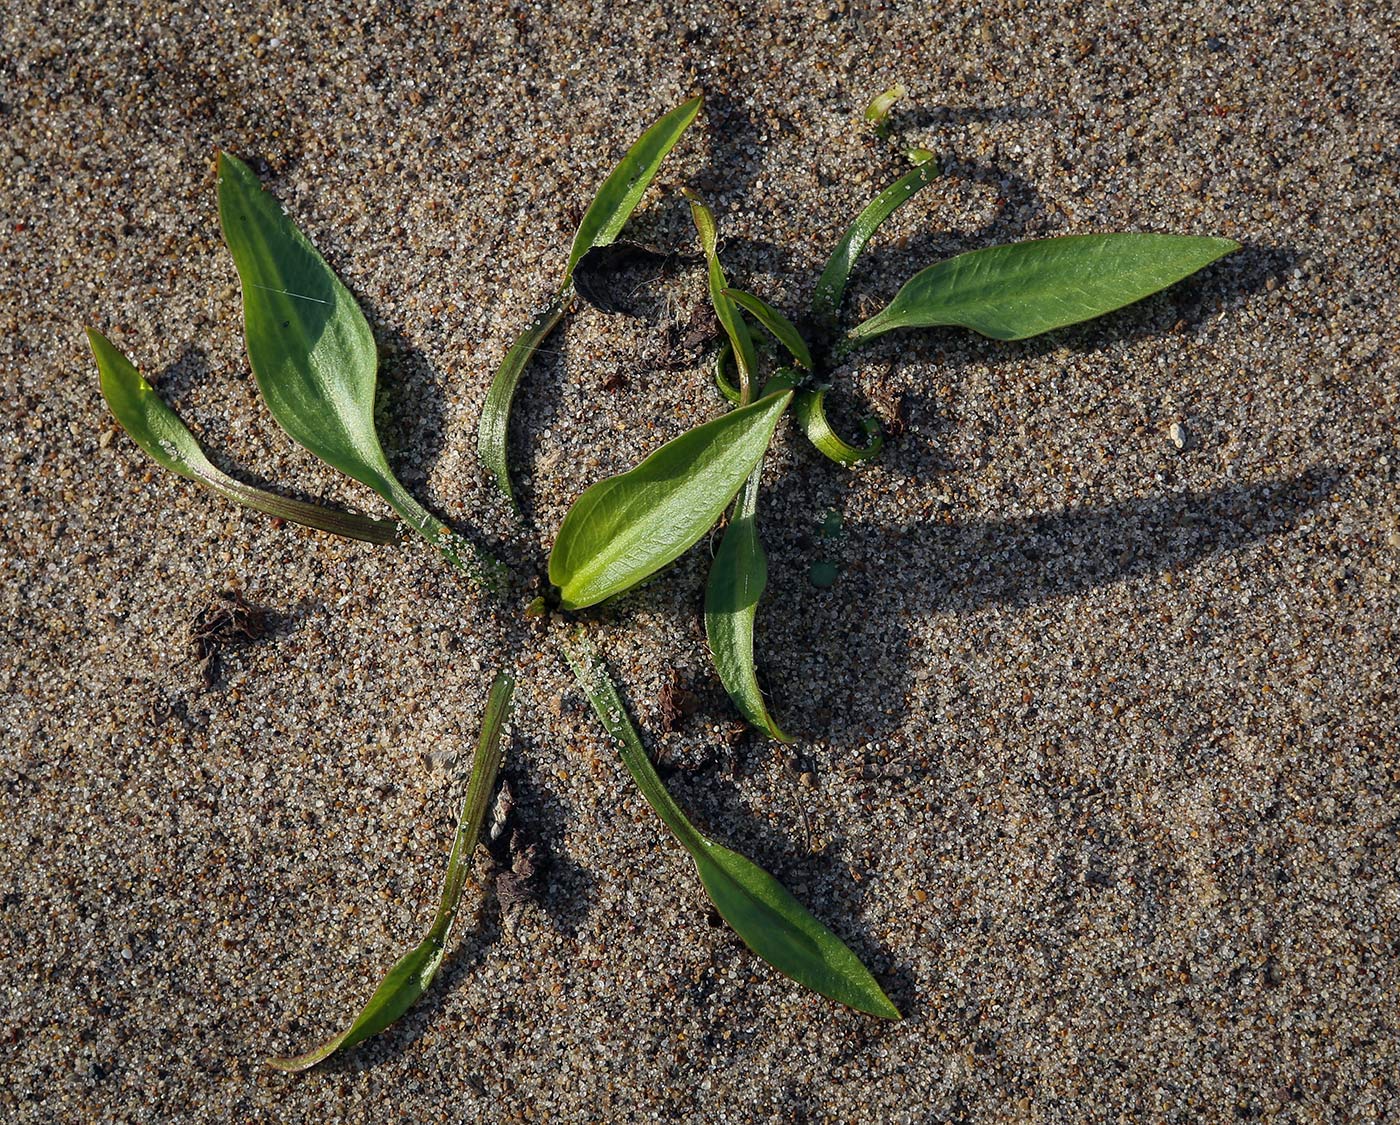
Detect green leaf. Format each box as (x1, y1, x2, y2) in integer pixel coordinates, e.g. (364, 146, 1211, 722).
(217, 153, 503, 586)
(268, 672, 515, 1072)
(811, 152, 940, 324)
(566, 95, 703, 283)
(722, 289, 813, 370)
(562, 637, 899, 1019)
(794, 388, 884, 465)
(549, 390, 792, 610)
(711, 341, 743, 406)
(845, 233, 1240, 346)
(87, 328, 398, 544)
(863, 83, 906, 133)
(686, 189, 758, 401)
(705, 465, 791, 742)
(476, 290, 572, 510)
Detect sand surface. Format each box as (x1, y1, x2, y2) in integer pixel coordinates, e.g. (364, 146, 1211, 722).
(3, 2, 1397, 1121)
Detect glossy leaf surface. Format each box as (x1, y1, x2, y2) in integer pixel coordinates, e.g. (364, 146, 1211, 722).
(811, 152, 939, 324)
(846, 233, 1240, 345)
(794, 388, 884, 465)
(704, 465, 790, 742)
(566, 96, 703, 282)
(476, 290, 571, 509)
(563, 638, 899, 1019)
(863, 83, 906, 131)
(269, 673, 515, 1071)
(219, 153, 502, 584)
(88, 328, 398, 543)
(549, 390, 792, 609)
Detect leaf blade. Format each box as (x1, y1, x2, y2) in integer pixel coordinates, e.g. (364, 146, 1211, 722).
(566, 95, 703, 282)
(704, 466, 791, 742)
(811, 153, 940, 324)
(87, 328, 399, 543)
(846, 233, 1240, 345)
(268, 673, 515, 1072)
(687, 190, 758, 399)
(549, 390, 792, 609)
(722, 289, 814, 370)
(562, 638, 899, 1019)
(794, 388, 884, 465)
(476, 290, 572, 510)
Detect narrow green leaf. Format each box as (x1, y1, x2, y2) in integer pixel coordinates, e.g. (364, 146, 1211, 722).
(863, 84, 906, 132)
(811, 153, 940, 324)
(705, 464, 791, 742)
(794, 388, 884, 465)
(566, 95, 703, 283)
(845, 233, 1240, 346)
(686, 189, 758, 401)
(722, 289, 814, 370)
(217, 153, 503, 585)
(268, 673, 515, 1072)
(476, 290, 571, 510)
(87, 328, 398, 544)
(711, 341, 743, 406)
(549, 390, 792, 610)
(562, 638, 899, 1019)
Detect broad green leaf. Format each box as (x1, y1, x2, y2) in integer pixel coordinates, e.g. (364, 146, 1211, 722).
(269, 673, 515, 1071)
(476, 290, 571, 510)
(705, 465, 790, 742)
(845, 233, 1240, 346)
(566, 95, 703, 282)
(562, 637, 899, 1019)
(549, 390, 792, 610)
(722, 289, 813, 370)
(87, 328, 398, 544)
(811, 152, 940, 324)
(217, 153, 503, 586)
(686, 189, 758, 401)
(794, 388, 884, 465)
(863, 83, 906, 132)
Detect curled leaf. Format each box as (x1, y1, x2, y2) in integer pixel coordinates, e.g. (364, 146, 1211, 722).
(476, 290, 572, 510)
(549, 390, 792, 610)
(845, 233, 1241, 346)
(863, 84, 907, 133)
(268, 673, 515, 1072)
(711, 341, 743, 406)
(722, 288, 813, 370)
(686, 189, 758, 401)
(811, 153, 940, 324)
(562, 637, 899, 1019)
(217, 153, 503, 585)
(87, 328, 398, 544)
(566, 95, 703, 283)
(794, 388, 884, 465)
(705, 465, 790, 741)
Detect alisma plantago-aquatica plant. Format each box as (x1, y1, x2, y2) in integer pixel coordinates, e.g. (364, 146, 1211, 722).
(89, 91, 1237, 1066)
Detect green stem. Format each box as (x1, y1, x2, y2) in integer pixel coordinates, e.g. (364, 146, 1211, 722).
(383, 482, 512, 593)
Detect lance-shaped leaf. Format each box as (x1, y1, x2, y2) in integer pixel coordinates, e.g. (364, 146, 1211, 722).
(722, 288, 813, 370)
(811, 151, 940, 324)
(844, 233, 1240, 346)
(686, 189, 758, 401)
(567, 95, 703, 282)
(480, 96, 703, 506)
(705, 464, 790, 742)
(87, 328, 398, 544)
(562, 637, 899, 1019)
(217, 153, 503, 585)
(549, 390, 792, 609)
(794, 388, 884, 465)
(268, 673, 515, 1072)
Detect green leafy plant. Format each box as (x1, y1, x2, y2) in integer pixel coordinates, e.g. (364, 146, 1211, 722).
(90, 90, 1239, 1066)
